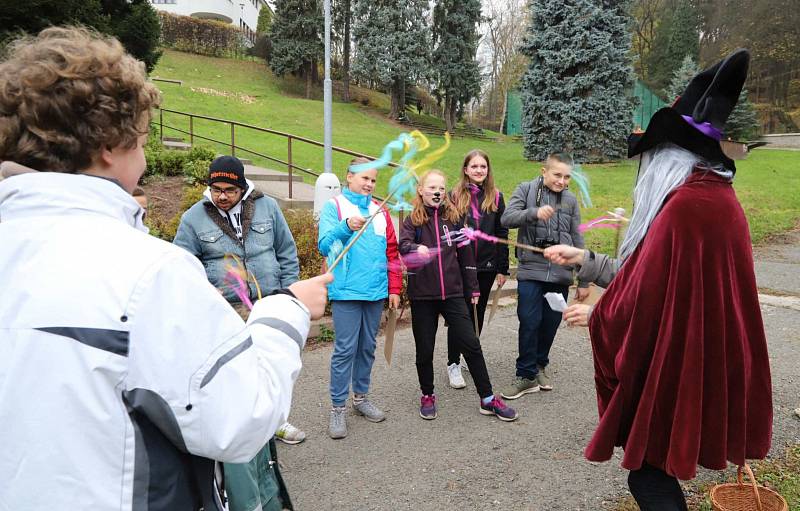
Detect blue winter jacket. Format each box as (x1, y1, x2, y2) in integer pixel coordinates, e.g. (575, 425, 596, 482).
(318, 188, 394, 302)
(173, 187, 299, 302)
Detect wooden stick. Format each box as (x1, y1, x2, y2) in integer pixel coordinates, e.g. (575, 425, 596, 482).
(472, 302, 480, 338)
(487, 281, 503, 324)
(492, 236, 545, 254)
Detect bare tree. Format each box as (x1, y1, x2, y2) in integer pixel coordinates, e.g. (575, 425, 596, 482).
(477, 0, 528, 129)
(631, 0, 665, 82)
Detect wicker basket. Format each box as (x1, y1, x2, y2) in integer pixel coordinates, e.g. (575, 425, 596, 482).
(710, 464, 788, 511)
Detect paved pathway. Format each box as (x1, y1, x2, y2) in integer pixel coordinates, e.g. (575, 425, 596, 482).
(277, 233, 800, 510)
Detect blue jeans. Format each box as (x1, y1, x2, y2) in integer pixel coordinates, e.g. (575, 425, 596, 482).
(516, 280, 568, 379)
(330, 300, 384, 407)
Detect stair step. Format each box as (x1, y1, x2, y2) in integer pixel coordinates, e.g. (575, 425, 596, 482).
(245, 165, 303, 183)
(252, 179, 315, 210)
(162, 140, 191, 151)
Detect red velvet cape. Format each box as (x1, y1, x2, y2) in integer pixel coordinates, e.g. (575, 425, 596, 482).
(586, 170, 773, 480)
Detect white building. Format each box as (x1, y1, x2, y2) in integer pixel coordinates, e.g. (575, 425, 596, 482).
(151, 0, 271, 43)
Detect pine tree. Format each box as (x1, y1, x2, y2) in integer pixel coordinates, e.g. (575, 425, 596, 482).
(352, 0, 430, 119)
(665, 54, 698, 103)
(725, 89, 760, 140)
(519, 0, 636, 162)
(646, 0, 700, 93)
(431, 0, 482, 133)
(268, 0, 323, 99)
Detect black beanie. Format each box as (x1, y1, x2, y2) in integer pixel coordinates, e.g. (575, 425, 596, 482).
(208, 155, 247, 189)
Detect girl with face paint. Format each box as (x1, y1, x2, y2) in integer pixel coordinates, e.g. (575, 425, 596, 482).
(445, 150, 510, 389)
(399, 171, 518, 422)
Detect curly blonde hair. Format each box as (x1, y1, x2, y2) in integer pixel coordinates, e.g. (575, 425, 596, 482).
(0, 26, 161, 172)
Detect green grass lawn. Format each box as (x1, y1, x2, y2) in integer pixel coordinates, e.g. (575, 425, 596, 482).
(151, 50, 800, 255)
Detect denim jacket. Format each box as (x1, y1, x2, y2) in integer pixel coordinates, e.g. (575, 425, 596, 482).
(174, 186, 299, 302)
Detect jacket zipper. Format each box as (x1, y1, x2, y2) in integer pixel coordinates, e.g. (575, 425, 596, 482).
(434, 208, 446, 300)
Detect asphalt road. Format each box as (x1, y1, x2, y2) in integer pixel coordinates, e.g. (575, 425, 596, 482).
(277, 232, 800, 510)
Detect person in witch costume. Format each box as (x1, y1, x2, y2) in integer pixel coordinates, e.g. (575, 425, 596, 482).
(543, 49, 772, 510)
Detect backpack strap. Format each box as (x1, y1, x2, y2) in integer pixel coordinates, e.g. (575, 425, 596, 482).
(333, 196, 342, 221)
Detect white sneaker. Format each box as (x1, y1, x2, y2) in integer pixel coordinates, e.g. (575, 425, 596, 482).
(447, 363, 466, 389)
(275, 422, 306, 445)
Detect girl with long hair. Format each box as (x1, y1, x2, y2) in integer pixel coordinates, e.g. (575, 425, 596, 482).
(399, 170, 517, 422)
(445, 150, 509, 389)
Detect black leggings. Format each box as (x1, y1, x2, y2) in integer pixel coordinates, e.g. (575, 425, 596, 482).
(410, 298, 493, 399)
(447, 271, 496, 366)
(628, 463, 688, 511)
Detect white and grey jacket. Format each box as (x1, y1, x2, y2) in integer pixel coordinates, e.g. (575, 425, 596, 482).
(501, 176, 587, 286)
(0, 171, 308, 511)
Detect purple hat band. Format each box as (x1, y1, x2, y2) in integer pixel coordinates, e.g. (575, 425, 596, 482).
(681, 115, 723, 141)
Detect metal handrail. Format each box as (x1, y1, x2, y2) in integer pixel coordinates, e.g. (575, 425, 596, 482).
(152, 107, 403, 210)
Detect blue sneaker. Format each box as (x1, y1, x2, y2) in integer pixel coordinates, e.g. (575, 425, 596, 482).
(419, 394, 437, 420)
(480, 396, 519, 422)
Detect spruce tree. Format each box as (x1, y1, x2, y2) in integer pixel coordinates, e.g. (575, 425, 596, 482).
(725, 89, 760, 140)
(519, 0, 635, 162)
(268, 0, 323, 99)
(431, 0, 482, 133)
(352, 0, 429, 119)
(665, 54, 698, 103)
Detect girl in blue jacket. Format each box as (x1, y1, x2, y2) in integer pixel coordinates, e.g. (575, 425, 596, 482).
(318, 158, 402, 439)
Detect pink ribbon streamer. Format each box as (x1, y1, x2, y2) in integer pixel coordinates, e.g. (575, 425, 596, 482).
(579, 215, 625, 234)
(223, 269, 254, 310)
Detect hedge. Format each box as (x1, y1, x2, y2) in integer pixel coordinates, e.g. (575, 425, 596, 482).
(158, 11, 245, 58)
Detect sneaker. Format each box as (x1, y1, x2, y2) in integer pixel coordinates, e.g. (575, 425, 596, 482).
(328, 407, 347, 439)
(353, 398, 386, 423)
(537, 365, 553, 391)
(500, 377, 540, 400)
(276, 422, 306, 445)
(479, 396, 519, 422)
(419, 394, 437, 420)
(447, 363, 466, 389)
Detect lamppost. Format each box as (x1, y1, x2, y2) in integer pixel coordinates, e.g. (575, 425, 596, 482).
(313, 0, 340, 215)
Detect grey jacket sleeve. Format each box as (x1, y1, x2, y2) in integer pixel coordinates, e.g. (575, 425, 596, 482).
(576, 250, 619, 289)
(501, 182, 538, 228)
(569, 199, 589, 288)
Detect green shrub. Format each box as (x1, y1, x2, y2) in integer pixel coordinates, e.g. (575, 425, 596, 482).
(187, 146, 216, 162)
(183, 158, 211, 185)
(159, 12, 245, 58)
(283, 209, 324, 281)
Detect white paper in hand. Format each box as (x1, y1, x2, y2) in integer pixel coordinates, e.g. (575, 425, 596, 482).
(544, 292, 568, 312)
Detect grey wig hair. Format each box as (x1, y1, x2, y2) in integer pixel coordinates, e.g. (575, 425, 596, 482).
(618, 143, 733, 262)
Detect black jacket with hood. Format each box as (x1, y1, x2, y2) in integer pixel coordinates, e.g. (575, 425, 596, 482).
(399, 205, 480, 301)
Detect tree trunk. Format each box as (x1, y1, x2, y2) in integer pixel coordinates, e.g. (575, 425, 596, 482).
(444, 95, 456, 133)
(390, 78, 405, 120)
(500, 90, 508, 134)
(389, 80, 400, 119)
(342, 0, 351, 102)
(305, 60, 313, 99)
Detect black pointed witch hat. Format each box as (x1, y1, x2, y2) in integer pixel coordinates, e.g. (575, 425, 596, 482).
(629, 49, 750, 172)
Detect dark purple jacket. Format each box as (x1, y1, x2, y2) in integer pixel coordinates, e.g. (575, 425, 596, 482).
(399, 205, 480, 301)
